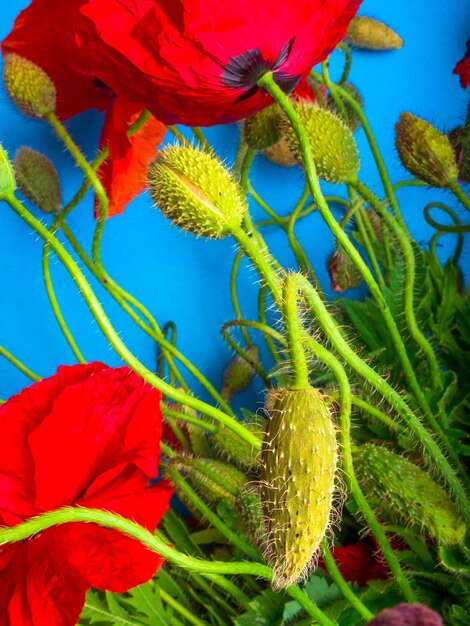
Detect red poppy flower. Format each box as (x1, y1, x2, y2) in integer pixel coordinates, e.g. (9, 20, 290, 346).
(0, 362, 173, 626)
(319, 541, 389, 586)
(2, 0, 167, 217)
(454, 38, 470, 89)
(77, 0, 362, 126)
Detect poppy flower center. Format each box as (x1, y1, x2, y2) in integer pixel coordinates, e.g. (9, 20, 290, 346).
(222, 38, 300, 100)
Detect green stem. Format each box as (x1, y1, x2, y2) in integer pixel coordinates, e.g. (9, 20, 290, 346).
(449, 179, 470, 211)
(351, 179, 443, 395)
(230, 250, 252, 346)
(321, 542, 373, 620)
(4, 193, 261, 451)
(202, 574, 251, 610)
(159, 588, 207, 626)
(259, 72, 427, 414)
(0, 345, 41, 381)
(354, 206, 386, 290)
(161, 405, 218, 434)
(0, 506, 271, 578)
(424, 202, 470, 233)
(282, 273, 310, 389)
(191, 127, 212, 153)
(42, 243, 86, 363)
(258, 285, 282, 362)
(221, 325, 270, 386)
(285, 585, 337, 626)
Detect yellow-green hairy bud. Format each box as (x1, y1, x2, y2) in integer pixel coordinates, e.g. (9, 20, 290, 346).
(259, 388, 337, 590)
(14, 147, 61, 214)
(169, 456, 248, 504)
(345, 16, 404, 50)
(221, 345, 260, 401)
(3, 54, 56, 119)
(395, 113, 458, 187)
(236, 485, 266, 546)
(283, 104, 360, 183)
(147, 145, 247, 238)
(0, 144, 16, 200)
(354, 444, 466, 547)
(211, 416, 264, 468)
(243, 105, 282, 150)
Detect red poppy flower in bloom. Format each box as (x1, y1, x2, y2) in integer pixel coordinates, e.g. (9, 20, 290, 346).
(0, 362, 173, 626)
(77, 0, 362, 126)
(454, 38, 470, 88)
(2, 0, 167, 217)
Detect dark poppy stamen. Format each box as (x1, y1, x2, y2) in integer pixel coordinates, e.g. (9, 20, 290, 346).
(222, 37, 300, 97)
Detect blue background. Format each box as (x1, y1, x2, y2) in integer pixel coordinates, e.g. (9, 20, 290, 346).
(0, 0, 469, 408)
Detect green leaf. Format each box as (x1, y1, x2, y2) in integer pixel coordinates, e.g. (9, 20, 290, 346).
(122, 582, 172, 626)
(79, 590, 144, 626)
(235, 589, 286, 626)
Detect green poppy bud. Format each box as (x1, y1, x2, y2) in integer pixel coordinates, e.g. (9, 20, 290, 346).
(395, 113, 459, 187)
(14, 147, 61, 214)
(0, 144, 16, 200)
(243, 105, 282, 150)
(327, 246, 363, 292)
(148, 145, 247, 238)
(346, 16, 403, 50)
(3, 54, 56, 119)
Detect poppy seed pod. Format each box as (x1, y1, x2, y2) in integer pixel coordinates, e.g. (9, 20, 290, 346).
(243, 105, 283, 150)
(14, 147, 61, 214)
(260, 387, 337, 589)
(345, 16, 403, 50)
(395, 113, 458, 187)
(327, 246, 363, 292)
(148, 145, 248, 238)
(367, 603, 443, 626)
(283, 104, 360, 183)
(3, 54, 56, 118)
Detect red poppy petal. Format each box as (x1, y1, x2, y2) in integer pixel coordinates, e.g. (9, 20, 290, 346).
(454, 39, 470, 89)
(1, 0, 111, 119)
(57, 482, 173, 593)
(0, 535, 87, 626)
(26, 365, 162, 510)
(96, 98, 166, 217)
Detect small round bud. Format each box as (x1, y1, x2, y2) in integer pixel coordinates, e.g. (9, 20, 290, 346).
(147, 145, 247, 238)
(367, 603, 443, 626)
(346, 16, 403, 50)
(0, 144, 16, 200)
(221, 345, 260, 400)
(283, 104, 360, 183)
(448, 126, 470, 182)
(3, 54, 56, 119)
(327, 247, 363, 292)
(395, 113, 459, 187)
(243, 105, 282, 150)
(14, 147, 61, 214)
(366, 209, 383, 241)
(327, 82, 363, 132)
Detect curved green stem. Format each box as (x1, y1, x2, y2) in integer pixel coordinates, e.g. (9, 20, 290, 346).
(0, 506, 271, 578)
(351, 179, 443, 395)
(258, 285, 282, 362)
(0, 345, 41, 381)
(321, 542, 373, 620)
(161, 404, 217, 434)
(4, 193, 261, 451)
(42, 243, 86, 363)
(424, 202, 470, 233)
(449, 180, 470, 212)
(221, 325, 270, 386)
(285, 586, 337, 626)
(230, 250, 252, 346)
(259, 72, 427, 413)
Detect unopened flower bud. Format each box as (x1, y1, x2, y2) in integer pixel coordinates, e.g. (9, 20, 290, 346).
(14, 147, 61, 214)
(327, 247, 363, 292)
(235, 485, 266, 546)
(260, 387, 337, 589)
(346, 16, 403, 50)
(366, 209, 383, 241)
(395, 113, 458, 187)
(367, 603, 443, 626)
(327, 82, 363, 132)
(221, 344, 260, 400)
(169, 456, 248, 504)
(283, 104, 360, 183)
(448, 126, 470, 182)
(212, 416, 264, 468)
(0, 144, 16, 200)
(147, 145, 247, 238)
(3, 54, 56, 119)
(243, 105, 282, 150)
